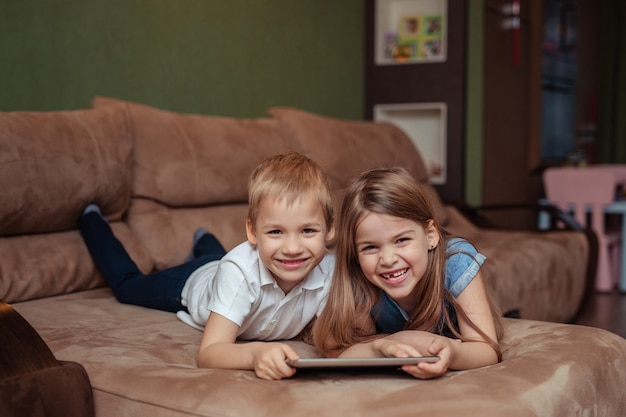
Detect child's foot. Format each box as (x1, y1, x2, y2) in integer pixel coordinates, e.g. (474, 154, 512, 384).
(193, 228, 209, 246)
(186, 228, 209, 261)
(82, 204, 105, 220)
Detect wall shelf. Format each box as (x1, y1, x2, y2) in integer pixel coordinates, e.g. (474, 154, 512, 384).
(374, 102, 447, 184)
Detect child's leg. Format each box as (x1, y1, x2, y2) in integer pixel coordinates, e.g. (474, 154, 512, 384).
(79, 210, 143, 288)
(79, 209, 222, 312)
(191, 229, 227, 259)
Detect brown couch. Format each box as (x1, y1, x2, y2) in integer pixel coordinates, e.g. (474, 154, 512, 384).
(2, 97, 625, 416)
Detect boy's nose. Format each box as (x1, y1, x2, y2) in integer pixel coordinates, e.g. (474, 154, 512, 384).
(283, 235, 303, 254)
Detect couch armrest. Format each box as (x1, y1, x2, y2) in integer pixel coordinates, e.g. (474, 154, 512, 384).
(0, 301, 95, 417)
(449, 201, 599, 322)
(0, 301, 59, 379)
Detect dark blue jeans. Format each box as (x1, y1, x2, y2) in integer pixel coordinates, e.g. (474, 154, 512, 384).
(80, 212, 226, 312)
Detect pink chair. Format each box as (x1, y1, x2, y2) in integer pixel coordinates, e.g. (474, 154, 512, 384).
(586, 164, 626, 197)
(543, 167, 621, 292)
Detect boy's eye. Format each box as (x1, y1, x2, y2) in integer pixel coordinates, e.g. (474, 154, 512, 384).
(266, 229, 282, 235)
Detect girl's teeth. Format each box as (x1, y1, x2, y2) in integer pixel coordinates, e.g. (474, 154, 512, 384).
(382, 269, 407, 280)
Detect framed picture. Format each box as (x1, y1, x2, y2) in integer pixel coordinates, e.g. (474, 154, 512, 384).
(375, 0, 447, 65)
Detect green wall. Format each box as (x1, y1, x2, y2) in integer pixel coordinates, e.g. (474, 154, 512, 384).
(464, 0, 484, 206)
(1, 0, 364, 119)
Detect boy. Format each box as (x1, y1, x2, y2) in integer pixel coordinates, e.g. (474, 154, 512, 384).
(80, 151, 335, 380)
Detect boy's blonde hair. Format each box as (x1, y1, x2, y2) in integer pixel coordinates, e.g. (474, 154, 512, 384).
(247, 151, 334, 231)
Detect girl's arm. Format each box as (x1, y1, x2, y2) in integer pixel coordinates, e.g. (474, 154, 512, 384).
(337, 272, 499, 378)
(197, 312, 300, 380)
(337, 330, 434, 358)
(397, 272, 499, 369)
(334, 312, 433, 360)
(447, 270, 499, 369)
(398, 271, 499, 377)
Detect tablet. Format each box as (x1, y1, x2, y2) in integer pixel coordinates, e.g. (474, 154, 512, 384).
(286, 356, 439, 369)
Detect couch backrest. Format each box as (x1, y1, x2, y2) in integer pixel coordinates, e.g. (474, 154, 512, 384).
(1, 97, 444, 302)
(91, 97, 298, 207)
(267, 107, 448, 227)
(0, 105, 152, 303)
(91, 97, 304, 268)
(91, 98, 446, 270)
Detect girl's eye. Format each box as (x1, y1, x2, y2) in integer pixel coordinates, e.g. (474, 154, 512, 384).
(267, 230, 281, 235)
(302, 228, 318, 235)
(360, 245, 377, 253)
(396, 237, 410, 244)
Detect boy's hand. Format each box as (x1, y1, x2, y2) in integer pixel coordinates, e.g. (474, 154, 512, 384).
(252, 342, 299, 380)
(199, 313, 300, 380)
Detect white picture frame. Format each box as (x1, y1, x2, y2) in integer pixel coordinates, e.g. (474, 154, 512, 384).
(375, 0, 448, 65)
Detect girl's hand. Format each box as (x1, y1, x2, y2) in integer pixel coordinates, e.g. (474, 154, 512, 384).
(252, 342, 300, 380)
(371, 337, 453, 380)
(374, 338, 423, 359)
(400, 336, 458, 379)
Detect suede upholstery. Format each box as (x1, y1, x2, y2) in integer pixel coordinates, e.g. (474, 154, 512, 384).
(13, 289, 626, 417)
(2, 98, 625, 416)
(0, 106, 152, 303)
(0, 301, 94, 417)
(0, 106, 133, 234)
(0, 361, 94, 417)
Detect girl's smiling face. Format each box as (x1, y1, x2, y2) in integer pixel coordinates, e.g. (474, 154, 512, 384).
(355, 212, 439, 313)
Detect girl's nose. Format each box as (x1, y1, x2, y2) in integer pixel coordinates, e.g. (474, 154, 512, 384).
(379, 246, 397, 266)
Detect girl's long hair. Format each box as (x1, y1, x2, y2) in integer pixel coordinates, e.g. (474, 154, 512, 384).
(312, 167, 503, 359)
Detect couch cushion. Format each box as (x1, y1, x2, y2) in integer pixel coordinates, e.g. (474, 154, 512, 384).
(92, 97, 299, 207)
(0, 105, 146, 303)
(13, 290, 626, 417)
(0, 222, 153, 304)
(124, 199, 249, 270)
(267, 107, 449, 225)
(0, 105, 133, 235)
(444, 207, 589, 322)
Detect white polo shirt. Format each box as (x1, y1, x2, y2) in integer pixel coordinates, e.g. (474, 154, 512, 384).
(178, 241, 335, 341)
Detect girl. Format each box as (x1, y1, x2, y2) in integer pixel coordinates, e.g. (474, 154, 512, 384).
(312, 167, 503, 379)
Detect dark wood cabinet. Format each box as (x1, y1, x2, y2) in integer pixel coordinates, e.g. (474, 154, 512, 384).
(365, 0, 467, 203)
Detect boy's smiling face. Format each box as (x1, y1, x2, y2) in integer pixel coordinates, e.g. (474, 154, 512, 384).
(246, 194, 334, 294)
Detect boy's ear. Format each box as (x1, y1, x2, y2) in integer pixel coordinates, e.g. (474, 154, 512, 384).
(325, 224, 336, 244)
(245, 219, 258, 245)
